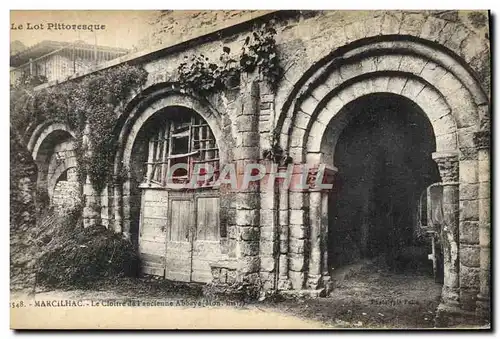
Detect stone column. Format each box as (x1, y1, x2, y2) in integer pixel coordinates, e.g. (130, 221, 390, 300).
(475, 131, 491, 320)
(432, 152, 460, 307)
(287, 168, 309, 290)
(258, 80, 279, 291)
(277, 182, 292, 290)
(113, 183, 123, 233)
(306, 165, 336, 292)
(234, 72, 261, 284)
(82, 180, 101, 228)
(321, 168, 336, 293)
(456, 146, 480, 312)
(82, 122, 101, 228)
(259, 186, 277, 291)
(307, 189, 322, 289)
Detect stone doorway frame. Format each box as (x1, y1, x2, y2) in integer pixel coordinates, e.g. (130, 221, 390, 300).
(27, 122, 78, 201)
(275, 37, 489, 318)
(320, 92, 441, 274)
(111, 85, 228, 239)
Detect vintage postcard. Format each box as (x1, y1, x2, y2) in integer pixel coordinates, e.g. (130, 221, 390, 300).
(10, 9, 491, 329)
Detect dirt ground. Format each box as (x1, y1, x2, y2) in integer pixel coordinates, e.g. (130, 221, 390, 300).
(265, 259, 444, 329)
(10, 259, 484, 329)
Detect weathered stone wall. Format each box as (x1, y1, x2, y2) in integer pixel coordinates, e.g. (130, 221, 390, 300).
(46, 139, 77, 198)
(110, 10, 490, 305)
(51, 167, 80, 213)
(143, 10, 271, 50)
(24, 10, 490, 320)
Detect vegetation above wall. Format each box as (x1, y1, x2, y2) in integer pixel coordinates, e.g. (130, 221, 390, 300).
(10, 23, 282, 196)
(177, 23, 282, 95)
(10, 64, 148, 193)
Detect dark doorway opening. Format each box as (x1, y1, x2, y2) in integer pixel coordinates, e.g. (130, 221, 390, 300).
(328, 93, 441, 274)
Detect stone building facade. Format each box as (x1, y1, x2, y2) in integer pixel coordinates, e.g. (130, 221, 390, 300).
(24, 10, 490, 323)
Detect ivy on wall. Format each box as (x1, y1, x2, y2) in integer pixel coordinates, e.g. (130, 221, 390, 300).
(240, 24, 281, 88)
(10, 64, 148, 193)
(10, 23, 282, 198)
(178, 50, 240, 96)
(177, 23, 282, 95)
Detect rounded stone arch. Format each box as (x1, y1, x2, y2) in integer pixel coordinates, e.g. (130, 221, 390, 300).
(276, 36, 489, 162)
(28, 122, 76, 162)
(110, 84, 230, 235)
(304, 72, 457, 166)
(47, 155, 78, 198)
(113, 84, 228, 179)
(121, 94, 227, 174)
(275, 12, 489, 112)
(276, 36, 490, 307)
(27, 122, 77, 201)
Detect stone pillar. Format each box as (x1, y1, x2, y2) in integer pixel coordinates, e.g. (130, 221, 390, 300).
(475, 131, 491, 320)
(277, 182, 292, 290)
(258, 164, 290, 291)
(432, 152, 460, 307)
(287, 174, 309, 290)
(306, 165, 336, 292)
(82, 122, 101, 228)
(307, 190, 322, 289)
(82, 178, 101, 228)
(113, 183, 123, 233)
(234, 72, 261, 284)
(457, 147, 480, 312)
(121, 180, 132, 239)
(258, 79, 279, 291)
(100, 186, 110, 228)
(259, 186, 277, 291)
(258, 77, 274, 153)
(321, 184, 332, 292)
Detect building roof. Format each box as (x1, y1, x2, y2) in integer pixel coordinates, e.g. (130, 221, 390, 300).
(10, 40, 129, 67)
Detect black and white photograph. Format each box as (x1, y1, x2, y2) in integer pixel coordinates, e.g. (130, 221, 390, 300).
(9, 9, 492, 329)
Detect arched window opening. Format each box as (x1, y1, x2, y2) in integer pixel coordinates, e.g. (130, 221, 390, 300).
(129, 105, 228, 283)
(143, 108, 220, 188)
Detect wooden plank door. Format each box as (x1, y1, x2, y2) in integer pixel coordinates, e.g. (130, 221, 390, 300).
(191, 195, 223, 283)
(164, 197, 194, 282)
(138, 189, 169, 276)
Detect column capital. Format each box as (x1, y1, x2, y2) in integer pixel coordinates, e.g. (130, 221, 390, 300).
(432, 151, 459, 183)
(432, 151, 459, 161)
(474, 130, 490, 150)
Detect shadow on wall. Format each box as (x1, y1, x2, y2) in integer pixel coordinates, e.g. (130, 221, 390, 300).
(328, 93, 441, 272)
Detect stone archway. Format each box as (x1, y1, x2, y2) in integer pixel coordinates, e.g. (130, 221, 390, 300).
(324, 92, 440, 272)
(276, 37, 489, 317)
(110, 85, 232, 282)
(112, 86, 228, 237)
(27, 122, 79, 209)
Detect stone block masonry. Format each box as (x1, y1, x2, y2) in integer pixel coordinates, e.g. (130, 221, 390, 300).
(23, 10, 490, 324)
